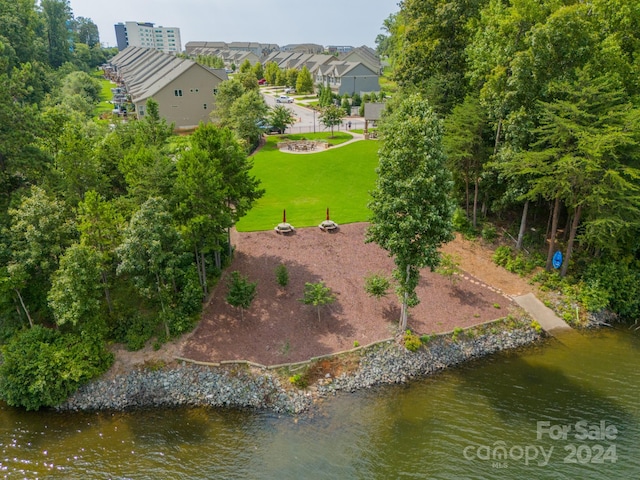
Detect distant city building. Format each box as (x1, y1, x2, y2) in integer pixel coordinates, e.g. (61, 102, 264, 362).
(114, 22, 182, 53)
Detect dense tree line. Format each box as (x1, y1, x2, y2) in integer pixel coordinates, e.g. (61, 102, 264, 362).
(380, 0, 640, 320)
(0, 1, 263, 410)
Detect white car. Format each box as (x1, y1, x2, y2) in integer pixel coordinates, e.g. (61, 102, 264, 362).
(276, 95, 294, 103)
(284, 87, 296, 94)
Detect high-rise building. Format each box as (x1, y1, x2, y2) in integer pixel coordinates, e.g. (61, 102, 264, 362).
(114, 22, 182, 53)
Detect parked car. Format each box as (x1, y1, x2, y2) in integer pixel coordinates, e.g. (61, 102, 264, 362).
(256, 120, 283, 134)
(276, 95, 294, 103)
(284, 87, 296, 94)
(258, 78, 267, 85)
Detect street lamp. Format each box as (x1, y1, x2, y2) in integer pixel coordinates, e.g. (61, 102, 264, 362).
(313, 108, 316, 133)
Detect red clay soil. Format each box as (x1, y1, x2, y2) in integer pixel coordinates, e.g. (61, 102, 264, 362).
(179, 223, 531, 366)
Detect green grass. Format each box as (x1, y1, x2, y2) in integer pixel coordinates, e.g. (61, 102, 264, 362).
(236, 136, 379, 232)
(93, 71, 116, 117)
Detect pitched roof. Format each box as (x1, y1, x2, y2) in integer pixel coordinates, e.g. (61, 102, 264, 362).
(108, 46, 225, 103)
(339, 46, 381, 73)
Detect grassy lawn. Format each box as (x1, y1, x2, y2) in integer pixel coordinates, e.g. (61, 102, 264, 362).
(93, 71, 116, 117)
(236, 136, 379, 232)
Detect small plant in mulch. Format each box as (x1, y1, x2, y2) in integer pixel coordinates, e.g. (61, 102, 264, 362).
(403, 330, 422, 352)
(436, 253, 461, 286)
(364, 273, 391, 299)
(275, 263, 289, 288)
(531, 320, 543, 333)
(300, 281, 335, 321)
(226, 271, 257, 321)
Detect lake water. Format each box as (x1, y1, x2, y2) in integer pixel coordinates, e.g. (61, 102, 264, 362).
(1, 327, 638, 479)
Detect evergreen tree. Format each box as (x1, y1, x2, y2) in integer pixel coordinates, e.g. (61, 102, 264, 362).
(226, 271, 257, 320)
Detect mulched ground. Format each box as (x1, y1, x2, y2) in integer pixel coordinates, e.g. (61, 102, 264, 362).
(181, 223, 515, 366)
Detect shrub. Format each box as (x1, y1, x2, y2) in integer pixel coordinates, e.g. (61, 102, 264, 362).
(582, 261, 640, 319)
(506, 253, 528, 275)
(530, 320, 543, 333)
(275, 263, 289, 288)
(0, 326, 113, 411)
(353, 340, 360, 348)
(125, 314, 157, 351)
(493, 246, 541, 276)
(420, 334, 432, 344)
(576, 279, 609, 313)
(452, 207, 472, 234)
(226, 271, 257, 320)
(436, 253, 460, 285)
(492, 245, 512, 268)
(534, 271, 564, 291)
(404, 330, 422, 351)
(289, 373, 307, 388)
(451, 326, 464, 342)
(364, 273, 391, 299)
(481, 224, 497, 242)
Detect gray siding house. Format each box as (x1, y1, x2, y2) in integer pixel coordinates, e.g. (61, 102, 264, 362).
(315, 61, 380, 96)
(107, 46, 227, 130)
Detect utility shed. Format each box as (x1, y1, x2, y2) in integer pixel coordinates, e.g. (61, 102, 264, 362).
(364, 102, 386, 133)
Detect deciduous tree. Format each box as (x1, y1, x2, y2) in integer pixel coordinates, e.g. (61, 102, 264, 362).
(296, 66, 313, 94)
(268, 104, 296, 134)
(319, 104, 343, 137)
(48, 243, 104, 333)
(367, 93, 454, 330)
(116, 197, 195, 338)
(300, 281, 335, 322)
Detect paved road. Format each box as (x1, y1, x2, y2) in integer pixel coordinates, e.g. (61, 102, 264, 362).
(261, 88, 366, 134)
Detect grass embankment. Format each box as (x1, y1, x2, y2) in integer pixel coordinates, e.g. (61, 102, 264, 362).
(236, 135, 379, 232)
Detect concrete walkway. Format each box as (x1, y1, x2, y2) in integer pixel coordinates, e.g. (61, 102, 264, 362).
(513, 293, 572, 335)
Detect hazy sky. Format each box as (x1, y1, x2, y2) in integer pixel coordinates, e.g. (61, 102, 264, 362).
(69, 0, 400, 49)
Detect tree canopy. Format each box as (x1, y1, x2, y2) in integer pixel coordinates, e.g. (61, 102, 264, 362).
(367, 93, 454, 330)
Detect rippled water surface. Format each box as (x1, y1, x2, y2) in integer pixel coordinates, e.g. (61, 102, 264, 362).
(1, 327, 638, 479)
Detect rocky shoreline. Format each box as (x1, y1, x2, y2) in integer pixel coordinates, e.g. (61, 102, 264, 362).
(56, 325, 543, 414)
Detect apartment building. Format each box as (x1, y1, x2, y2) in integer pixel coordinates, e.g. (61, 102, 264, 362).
(107, 46, 227, 130)
(115, 22, 182, 53)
